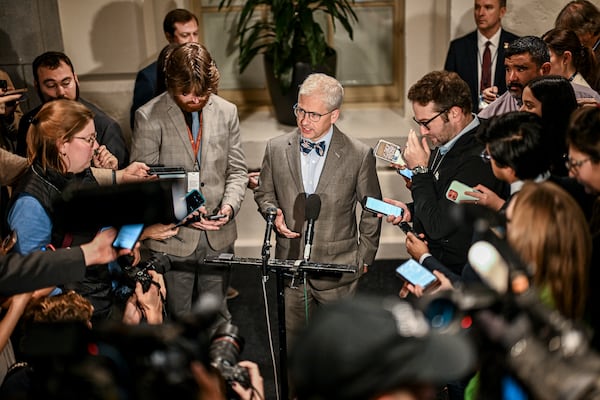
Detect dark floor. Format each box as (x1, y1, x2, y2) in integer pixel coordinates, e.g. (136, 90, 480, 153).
(227, 259, 405, 400)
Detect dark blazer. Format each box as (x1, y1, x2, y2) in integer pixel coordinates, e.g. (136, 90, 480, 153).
(410, 123, 508, 274)
(0, 248, 85, 296)
(254, 127, 382, 290)
(130, 61, 158, 130)
(444, 29, 519, 110)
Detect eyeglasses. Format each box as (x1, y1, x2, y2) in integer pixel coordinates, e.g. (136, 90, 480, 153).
(564, 154, 591, 172)
(480, 148, 492, 163)
(73, 132, 97, 147)
(293, 103, 335, 122)
(412, 109, 448, 130)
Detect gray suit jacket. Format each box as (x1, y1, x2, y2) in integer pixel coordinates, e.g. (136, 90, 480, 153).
(131, 92, 248, 257)
(254, 127, 381, 290)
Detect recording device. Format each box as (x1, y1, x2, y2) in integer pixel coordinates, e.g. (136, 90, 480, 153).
(304, 194, 321, 262)
(417, 219, 600, 400)
(363, 196, 403, 217)
(206, 214, 226, 220)
(262, 207, 277, 276)
(397, 168, 413, 180)
(148, 165, 187, 179)
(112, 223, 144, 250)
(209, 323, 251, 391)
(374, 139, 406, 166)
(446, 180, 480, 203)
(14, 293, 250, 400)
(0, 84, 28, 107)
(114, 253, 172, 302)
(399, 221, 417, 235)
(175, 189, 206, 227)
(395, 259, 440, 291)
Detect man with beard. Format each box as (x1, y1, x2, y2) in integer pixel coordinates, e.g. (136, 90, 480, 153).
(17, 52, 129, 168)
(479, 36, 600, 119)
(444, 0, 518, 111)
(131, 43, 247, 324)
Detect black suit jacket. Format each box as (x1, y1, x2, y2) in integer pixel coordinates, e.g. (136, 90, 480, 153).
(0, 248, 85, 296)
(410, 123, 508, 274)
(444, 29, 519, 110)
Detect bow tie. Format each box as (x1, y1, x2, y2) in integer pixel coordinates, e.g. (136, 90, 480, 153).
(300, 138, 326, 156)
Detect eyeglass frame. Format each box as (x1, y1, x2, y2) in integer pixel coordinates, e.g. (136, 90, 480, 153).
(480, 148, 492, 163)
(72, 132, 98, 147)
(564, 154, 591, 172)
(293, 103, 335, 122)
(412, 109, 449, 130)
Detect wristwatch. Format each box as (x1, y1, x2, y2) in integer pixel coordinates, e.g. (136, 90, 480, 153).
(411, 165, 429, 175)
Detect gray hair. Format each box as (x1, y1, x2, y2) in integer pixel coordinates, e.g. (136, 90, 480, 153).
(298, 73, 344, 111)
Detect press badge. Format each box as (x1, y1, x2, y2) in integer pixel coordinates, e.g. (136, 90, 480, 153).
(187, 171, 200, 192)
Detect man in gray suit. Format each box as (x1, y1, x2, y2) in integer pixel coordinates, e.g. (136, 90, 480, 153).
(131, 43, 248, 322)
(255, 73, 381, 346)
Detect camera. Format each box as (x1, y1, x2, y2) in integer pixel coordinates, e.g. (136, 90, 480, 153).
(209, 323, 251, 391)
(114, 253, 171, 302)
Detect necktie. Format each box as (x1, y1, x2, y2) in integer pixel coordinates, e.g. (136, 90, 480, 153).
(300, 138, 326, 156)
(191, 111, 200, 142)
(481, 41, 492, 91)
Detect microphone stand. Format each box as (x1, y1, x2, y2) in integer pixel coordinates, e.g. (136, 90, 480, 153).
(262, 208, 277, 282)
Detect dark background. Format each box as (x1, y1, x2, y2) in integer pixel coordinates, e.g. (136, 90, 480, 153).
(228, 259, 404, 399)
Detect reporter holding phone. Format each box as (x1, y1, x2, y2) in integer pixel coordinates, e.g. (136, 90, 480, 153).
(383, 71, 507, 276)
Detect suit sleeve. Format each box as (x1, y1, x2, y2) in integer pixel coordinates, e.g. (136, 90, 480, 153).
(411, 154, 503, 241)
(0, 248, 86, 296)
(221, 108, 248, 216)
(254, 140, 279, 214)
(131, 107, 162, 165)
(356, 149, 382, 266)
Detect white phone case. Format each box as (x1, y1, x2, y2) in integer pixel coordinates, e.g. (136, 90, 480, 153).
(446, 180, 479, 203)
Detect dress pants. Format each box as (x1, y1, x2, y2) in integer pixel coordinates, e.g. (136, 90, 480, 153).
(164, 231, 232, 334)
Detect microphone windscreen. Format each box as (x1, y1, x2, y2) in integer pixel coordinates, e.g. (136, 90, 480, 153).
(468, 241, 509, 294)
(305, 194, 322, 220)
(266, 207, 277, 216)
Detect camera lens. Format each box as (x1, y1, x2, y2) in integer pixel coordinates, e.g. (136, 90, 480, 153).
(209, 323, 244, 367)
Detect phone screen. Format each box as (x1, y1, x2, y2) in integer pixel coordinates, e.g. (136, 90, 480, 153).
(398, 168, 413, 180)
(396, 259, 438, 288)
(112, 224, 144, 249)
(364, 197, 404, 217)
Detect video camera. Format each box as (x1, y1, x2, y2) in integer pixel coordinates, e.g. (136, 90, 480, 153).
(6, 295, 251, 400)
(415, 212, 600, 400)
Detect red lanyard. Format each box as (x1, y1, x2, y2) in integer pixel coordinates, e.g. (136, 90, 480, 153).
(187, 112, 203, 159)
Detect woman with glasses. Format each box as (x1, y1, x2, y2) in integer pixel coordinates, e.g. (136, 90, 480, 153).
(6, 99, 115, 321)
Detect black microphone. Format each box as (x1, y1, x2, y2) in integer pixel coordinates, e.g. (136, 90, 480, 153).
(303, 194, 321, 262)
(261, 207, 277, 277)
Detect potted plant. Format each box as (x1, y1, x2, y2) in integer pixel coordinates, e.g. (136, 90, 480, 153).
(218, 0, 358, 125)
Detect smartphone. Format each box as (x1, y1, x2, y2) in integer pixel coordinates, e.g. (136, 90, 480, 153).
(363, 196, 404, 217)
(374, 139, 406, 166)
(185, 189, 205, 215)
(397, 168, 413, 180)
(399, 222, 417, 235)
(446, 180, 480, 203)
(206, 214, 226, 220)
(395, 259, 440, 291)
(113, 224, 144, 249)
(0, 88, 27, 96)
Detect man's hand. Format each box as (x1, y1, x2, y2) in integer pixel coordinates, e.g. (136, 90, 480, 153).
(273, 208, 300, 238)
(80, 228, 132, 266)
(140, 223, 179, 241)
(405, 231, 429, 261)
(403, 129, 430, 169)
(189, 204, 233, 231)
(247, 171, 260, 190)
(481, 86, 499, 103)
(231, 361, 264, 400)
(382, 198, 411, 224)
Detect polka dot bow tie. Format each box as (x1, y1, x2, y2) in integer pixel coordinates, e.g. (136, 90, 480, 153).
(300, 138, 326, 156)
